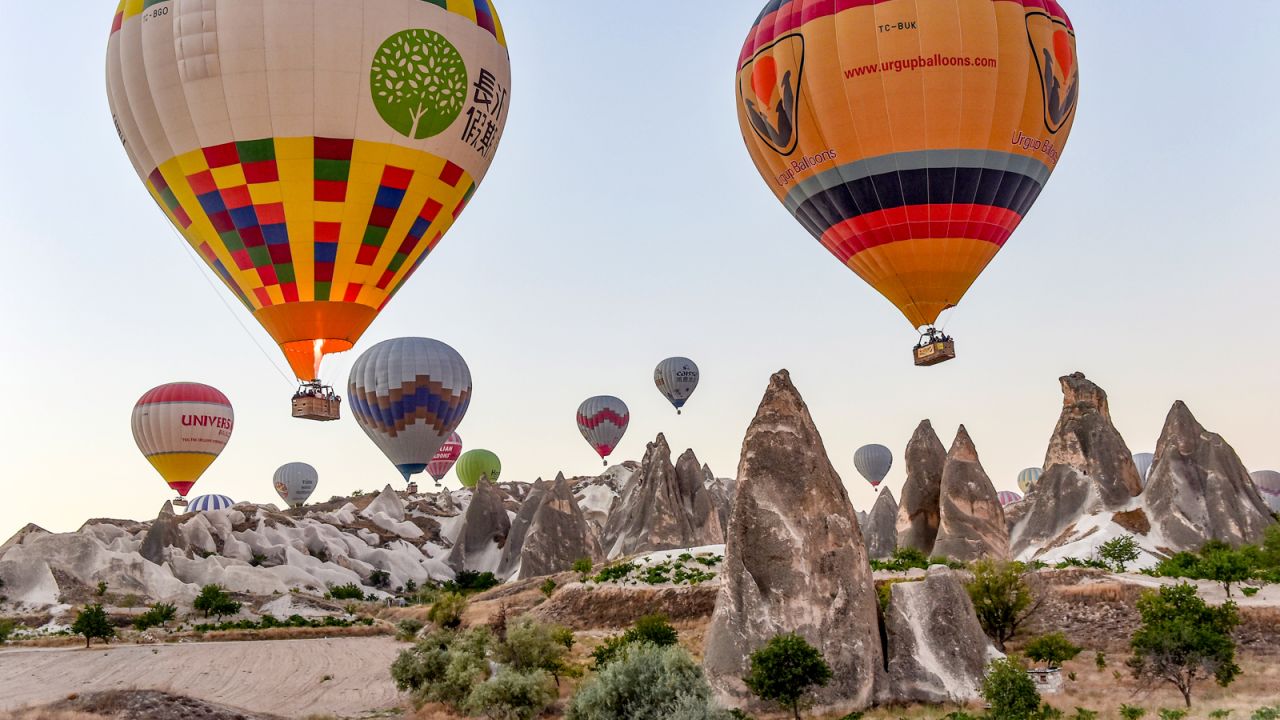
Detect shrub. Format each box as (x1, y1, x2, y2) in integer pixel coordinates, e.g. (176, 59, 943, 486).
(72, 604, 115, 648)
(95, 581, 108, 597)
(193, 584, 241, 619)
(447, 570, 500, 594)
(1252, 708, 1280, 720)
(0, 618, 15, 643)
(1094, 651, 1106, 670)
(592, 562, 638, 584)
(493, 617, 577, 685)
(743, 633, 832, 720)
(369, 569, 391, 588)
(982, 656, 1040, 720)
(390, 627, 491, 707)
(1128, 583, 1240, 707)
(1024, 632, 1082, 669)
(396, 618, 424, 642)
(1099, 535, 1142, 572)
(1072, 709, 1099, 720)
(567, 644, 728, 720)
(134, 602, 177, 631)
(327, 583, 366, 601)
(404, 579, 418, 594)
(1119, 705, 1147, 720)
(573, 557, 593, 578)
(592, 614, 679, 669)
(428, 592, 468, 629)
(1208, 710, 1232, 720)
(465, 668, 557, 720)
(540, 579, 557, 597)
(1159, 710, 1189, 720)
(967, 559, 1040, 651)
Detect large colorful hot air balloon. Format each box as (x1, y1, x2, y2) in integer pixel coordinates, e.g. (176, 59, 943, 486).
(854, 444, 893, 490)
(1133, 453, 1155, 489)
(735, 0, 1080, 364)
(273, 462, 319, 508)
(188, 494, 236, 513)
(428, 433, 464, 485)
(577, 396, 629, 466)
(349, 338, 472, 483)
(106, 1, 511, 387)
(132, 383, 234, 499)
(654, 357, 700, 414)
(1251, 470, 1280, 513)
(997, 490, 1024, 507)
(456, 449, 501, 489)
(1017, 467, 1043, 494)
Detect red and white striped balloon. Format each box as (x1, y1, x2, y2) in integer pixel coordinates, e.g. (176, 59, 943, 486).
(577, 396, 629, 466)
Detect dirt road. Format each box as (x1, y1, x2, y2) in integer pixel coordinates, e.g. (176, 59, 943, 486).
(0, 636, 404, 718)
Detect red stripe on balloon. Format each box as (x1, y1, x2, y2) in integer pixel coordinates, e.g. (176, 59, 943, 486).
(577, 411, 630, 430)
(818, 204, 1022, 263)
(136, 383, 231, 407)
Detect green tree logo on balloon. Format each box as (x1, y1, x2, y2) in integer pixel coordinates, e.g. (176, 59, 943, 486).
(371, 29, 468, 140)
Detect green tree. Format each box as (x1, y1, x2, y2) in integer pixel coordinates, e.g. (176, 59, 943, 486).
(967, 559, 1041, 651)
(1199, 542, 1253, 597)
(465, 668, 557, 720)
(391, 627, 492, 708)
(567, 644, 728, 720)
(1099, 535, 1142, 572)
(0, 618, 15, 644)
(743, 633, 833, 720)
(1025, 632, 1083, 670)
(95, 581, 108, 597)
(573, 557, 593, 579)
(1128, 583, 1241, 707)
(72, 604, 115, 648)
(134, 602, 177, 631)
(428, 592, 468, 629)
(493, 618, 577, 687)
(370, 29, 468, 139)
(982, 656, 1041, 720)
(193, 584, 241, 620)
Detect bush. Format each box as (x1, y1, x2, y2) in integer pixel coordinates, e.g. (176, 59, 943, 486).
(1208, 711, 1232, 720)
(1252, 708, 1280, 720)
(428, 592, 468, 629)
(72, 604, 115, 648)
(0, 618, 15, 644)
(1025, 632, 1082, 669)
(193, 584, 241, 619)
(1072, 709, 1099, 720)
(95, 581, 108, 597)
(391, 627, 491, 707)
(1094, 651, 1106, 670)
(465, 669, 557, 720)
(369, 569, 391, 588)
(573, 557, 593, 578)
(1120, 705, 1146, 720)
(592, 614, 679, 669)
(1159, 710, 1189, 720)
(870, 547, 929, 572)
(446, 570, 500, 594)
(396, 618, 424, 642)
(982, 656, 1040, 720)
(327, 583, 366, 601)
(592, 562, 638, 583)
(133, 602, 177, 631)
(540, 579, 557, 597)
(967, 560, 1040, 651)
(493, 617, 577, 685)
(567, 644, 728, 720)
(1099, 535, 1142, 572)
(1128, 583, 1240, 707)
(743, 633, 832, 720)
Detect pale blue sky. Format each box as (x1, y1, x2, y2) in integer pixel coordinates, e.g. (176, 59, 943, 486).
(1, 3, 1277, 539)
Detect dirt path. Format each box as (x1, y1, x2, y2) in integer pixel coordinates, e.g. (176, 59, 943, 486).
(0, 637, 404, 718)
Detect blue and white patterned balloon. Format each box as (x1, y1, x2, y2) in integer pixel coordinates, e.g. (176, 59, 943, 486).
(187, 494, 235, 512)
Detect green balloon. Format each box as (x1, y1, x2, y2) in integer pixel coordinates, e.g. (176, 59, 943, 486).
(455, 449, 501, 489)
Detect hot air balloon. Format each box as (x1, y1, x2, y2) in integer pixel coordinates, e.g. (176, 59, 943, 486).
(273, 462, 319, 508)
(654, 357, 700, 414)
(1133, 453, 1155, 489)
(132, 383, 234, 505)
(1017, 467, 1043, 494)
(456, 449, 501, 489)
(735, 0, 1080, 366)
(854, 444, 893, 490)
(1251, 470, 1280, 513)
(106, 0, 511, 413)
(997, 490, 1024, 507)
(577, 396, 629, 466)
(428, 433, 464, 485)
(188, 494, 235, 513)
(349, 338, 471, 484)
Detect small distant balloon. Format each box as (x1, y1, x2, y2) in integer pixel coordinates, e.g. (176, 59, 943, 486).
(456, 449, 501, 489)
(854, 445, 893, 489)
(273, 462, 319, 508)
(1132, 453, 1155, 488)
(577, 396, 630, 466)
(428, 433, 464, 484)
(1017, 467, 1043, 494)
(1251, 470, 1280, 513)
(997, 491, 1024, 507)
(187, 494, 235, 513)
(654, 357, 700, 414)
(132, 383, 234, 498)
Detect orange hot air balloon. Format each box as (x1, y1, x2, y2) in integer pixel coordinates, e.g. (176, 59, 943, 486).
(736, 0, 1080, 364)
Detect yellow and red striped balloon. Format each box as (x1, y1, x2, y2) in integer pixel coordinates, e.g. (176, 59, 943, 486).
(131, 383, 234, 497)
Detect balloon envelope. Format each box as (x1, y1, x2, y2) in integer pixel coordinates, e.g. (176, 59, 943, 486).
(577, 396, 630, 463)
(456, 449, 501, 489)
(1133, 453, 1155, 488)
(997, 490, 1024, 507)
(273, 462, 319, 507)
(132, 383, 234, 498)
(853, 444, 893, 488)
(348, 338, 472, 482)
(428, 433, 464, 482)
(1252, 470, 1280, 513)
(654, 357, 700, 412)
(1017, 467, 1043, 494)
(106, 0, 511, 380)
(188, 494, 235, 513)
(735, 0, 1080, 329)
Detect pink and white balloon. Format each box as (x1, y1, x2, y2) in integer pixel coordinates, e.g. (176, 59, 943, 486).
(577, 396, 629, 466)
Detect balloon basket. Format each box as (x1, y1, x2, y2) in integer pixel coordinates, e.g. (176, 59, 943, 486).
(172, 497, 189, 508)
(292, 382, 342, 421)
(914, 339, 956, 367)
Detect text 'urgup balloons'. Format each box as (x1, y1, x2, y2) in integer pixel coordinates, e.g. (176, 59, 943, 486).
(655, 357, 700, 414)
(132, 383, 234, 498)
(456, 449, 501, 489)
(1017, 467, 1043, 494)
(577, 396, 630, 466)
(273, 462, 319, 508)
(349, 338, 472, 484)
(106, 1, 511, 381)
(735, 0, 1080, 338)
(428, 433, 464, 484)
(854, 444, 893, 489)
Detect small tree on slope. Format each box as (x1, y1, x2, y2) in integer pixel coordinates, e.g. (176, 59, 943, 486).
(743, 632, 832, 720)
(72, 604, 115, 648)
(1127, 583, 1240, 707)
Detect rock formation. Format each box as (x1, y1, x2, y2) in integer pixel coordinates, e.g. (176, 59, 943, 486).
(896, 421, 947, 555)
(497, 479, 547, 580)
(1144, 401, 1275, 550)
(0, 523, 50, 558)
(446, 478, 511, 574)
(884, 566, 1002, 704)
(933, 427, 1009, 562)
(517, 474, 602, 580)
(600, 435, 725, 559)
(703, 371, 883, 714)
(864, 489, 899, 560)
(1011, 373, 1144, 556)
(139, 511, 188, 566)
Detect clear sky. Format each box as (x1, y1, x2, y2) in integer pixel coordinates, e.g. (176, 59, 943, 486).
(1, 3, 1277, 540)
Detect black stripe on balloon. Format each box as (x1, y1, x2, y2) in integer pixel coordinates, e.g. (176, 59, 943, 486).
(792, 167, 1045, 239)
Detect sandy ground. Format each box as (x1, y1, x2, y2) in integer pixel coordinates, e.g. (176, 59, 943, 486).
(0, 637, 404, 718)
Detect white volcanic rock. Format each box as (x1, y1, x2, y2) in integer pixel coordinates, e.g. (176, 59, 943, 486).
(864, 488, 899, 560)
(517, 474, 603, 580)
(447, 478, 510, 574)
(933, 427, 1009, 563)
(361, 485, 406, 522)
(896, 420, 947, 555)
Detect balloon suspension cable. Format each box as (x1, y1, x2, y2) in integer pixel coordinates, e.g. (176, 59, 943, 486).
(168, 227, 295, 387)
